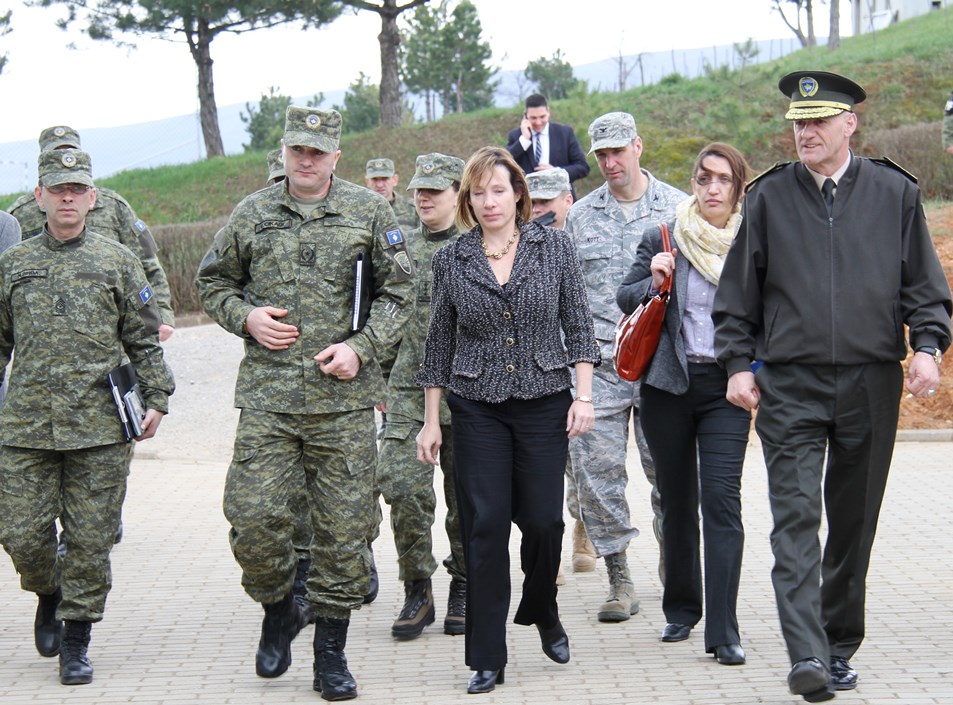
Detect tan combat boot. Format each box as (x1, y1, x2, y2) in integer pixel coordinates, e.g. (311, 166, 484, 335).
(597, 552, 639, 622)
(571, 520, 596, 572)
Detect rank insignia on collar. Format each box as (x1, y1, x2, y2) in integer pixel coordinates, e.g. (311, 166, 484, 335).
(386, 229, 403, 245)
(799, 77, 819, 97)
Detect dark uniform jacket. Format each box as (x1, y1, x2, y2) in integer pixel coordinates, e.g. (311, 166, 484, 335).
(416, 220, 600, 404)
(713, 157, 952, 376)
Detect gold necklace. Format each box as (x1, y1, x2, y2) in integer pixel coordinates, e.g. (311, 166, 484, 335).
(481, 227, 519, 260)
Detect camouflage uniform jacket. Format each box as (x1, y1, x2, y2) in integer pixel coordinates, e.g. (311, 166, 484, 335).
(0, 229, 174, 450)
(195, 176, 415, 414)
(391, 194, 420, 231)
(387, 223, 459, 425)
(7, 188, 176, 327)
(564, 172, 687, 346)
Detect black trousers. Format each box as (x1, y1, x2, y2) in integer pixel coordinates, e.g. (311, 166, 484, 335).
(755, 362, 902, 665)
(640, 363, 750, 650)
(447, 390, 571, 672)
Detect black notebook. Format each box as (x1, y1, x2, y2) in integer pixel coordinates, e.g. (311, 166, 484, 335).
(107, 363, 146, 441)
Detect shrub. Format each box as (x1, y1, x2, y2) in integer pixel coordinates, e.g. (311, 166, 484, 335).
(861, 122, 953, 200)
(153, 217, 226, 314)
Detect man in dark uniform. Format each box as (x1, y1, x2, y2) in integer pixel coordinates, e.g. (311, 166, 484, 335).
(713, 71, 952, 703)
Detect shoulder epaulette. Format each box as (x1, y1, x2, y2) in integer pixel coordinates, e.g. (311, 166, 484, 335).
(869, 156, 918, 184)
(745, 161, 792, 192)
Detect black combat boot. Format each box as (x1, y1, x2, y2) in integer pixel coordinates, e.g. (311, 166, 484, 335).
(443, 579, 466, 636)
(35, 588, 63, 657)
(293, 556, 316, 624)
(313, 616, 357, 701)
(391, 578, 435, 639)
(59, 620, 93, 685)
(255, 591, 309, 678)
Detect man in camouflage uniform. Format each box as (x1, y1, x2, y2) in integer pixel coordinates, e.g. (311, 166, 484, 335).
(266, 148, 286, 186)
(365, 157, 419, 231)
(7, 126, 176, 340)
(564, 111, 686, 622)
(195, 106, 414, 701)
(370, 153, 467, 641)
(8, 126, 177, 544)
(0, 149, 173, 686)
(527, 167, 574, 230)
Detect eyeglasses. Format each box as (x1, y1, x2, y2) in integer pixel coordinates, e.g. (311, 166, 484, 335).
(693, 174, 733, 187)
(45, 183, 91, 195)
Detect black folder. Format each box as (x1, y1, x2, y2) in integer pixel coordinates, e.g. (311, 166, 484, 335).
(107, 363, 146, 441)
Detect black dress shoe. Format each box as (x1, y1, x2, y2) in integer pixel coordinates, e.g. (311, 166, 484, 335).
(537, 621, 570, 664)
(787, 657, 835, 703)
(661, 622, 692, 642)
(467, 667, 504, 694)
(830, 655, 858, 690)
(713, 643, 746, 665)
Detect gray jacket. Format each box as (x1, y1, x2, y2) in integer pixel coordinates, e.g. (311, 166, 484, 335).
(416, 220, 600, 403)
(616, 220, 694, 395)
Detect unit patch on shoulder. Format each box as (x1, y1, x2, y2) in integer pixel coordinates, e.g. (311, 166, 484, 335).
(386, 229, 404, 246)
(139, 285, 154, 305)
(135, 219, 147, 232)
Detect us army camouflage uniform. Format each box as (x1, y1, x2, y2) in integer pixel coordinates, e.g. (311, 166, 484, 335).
(372, 222, 465, 583)
(195, 176, 414, 617)
(564, 174, 686, 558)
(0, 228, 173, 621)
(7, 189, 175, 327)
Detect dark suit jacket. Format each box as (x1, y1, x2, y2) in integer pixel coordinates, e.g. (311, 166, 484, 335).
(416, 220, 600, 403)
(505, 121, 590, 183)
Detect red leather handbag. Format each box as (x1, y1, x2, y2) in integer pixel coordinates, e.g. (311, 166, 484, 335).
(613, 223, 672, 382)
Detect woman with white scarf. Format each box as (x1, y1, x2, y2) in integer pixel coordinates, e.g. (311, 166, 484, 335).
(616, 143, 752, 666)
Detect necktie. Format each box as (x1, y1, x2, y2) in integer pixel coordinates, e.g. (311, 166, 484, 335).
(821, 178, 835, 216)
(534, 132, 542, 164)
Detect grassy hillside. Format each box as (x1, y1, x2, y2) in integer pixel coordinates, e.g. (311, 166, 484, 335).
(5, 6, 953, 225)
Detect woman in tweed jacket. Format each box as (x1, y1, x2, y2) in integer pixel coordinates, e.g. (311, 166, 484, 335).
(416, 147, 600, 694)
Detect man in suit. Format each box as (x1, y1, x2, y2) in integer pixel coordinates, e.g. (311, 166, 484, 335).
(506, 94, 589, 196)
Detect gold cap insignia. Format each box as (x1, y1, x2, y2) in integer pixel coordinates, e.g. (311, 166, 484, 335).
(422, 162, 435, 173)
(799, 77, 819, 97)
(306, 114, 321, 129)
(61, 153, 76, 168)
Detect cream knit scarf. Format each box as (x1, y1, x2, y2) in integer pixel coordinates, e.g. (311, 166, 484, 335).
(672, 195, 742, 286)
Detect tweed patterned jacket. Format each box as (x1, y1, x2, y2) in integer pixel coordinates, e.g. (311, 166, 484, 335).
(416, 219, 600, 403)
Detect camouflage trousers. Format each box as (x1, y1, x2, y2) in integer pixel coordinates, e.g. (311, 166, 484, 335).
(568, 364, 662, 557)
(224, 407, 376, 618)
(370, 416, 466, 583)
(0, 443, 127, 622)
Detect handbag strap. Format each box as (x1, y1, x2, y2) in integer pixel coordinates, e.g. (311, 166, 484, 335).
(659, 223, 673, 295)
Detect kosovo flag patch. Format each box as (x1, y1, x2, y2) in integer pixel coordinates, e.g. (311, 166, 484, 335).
(139, 285, 154, 304)
(386, 229, 404, 245)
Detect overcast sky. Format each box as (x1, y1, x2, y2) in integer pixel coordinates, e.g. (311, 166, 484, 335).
(0, 1, 851, 142)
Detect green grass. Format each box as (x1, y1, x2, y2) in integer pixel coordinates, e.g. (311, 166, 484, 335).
(5, 7, 953, 223)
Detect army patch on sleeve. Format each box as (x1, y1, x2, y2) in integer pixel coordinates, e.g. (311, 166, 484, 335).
(386, 229, 404, 246)
(394, 250, 413, 275)
(134, 219, 148, 232)
(139, 285, 154, 305)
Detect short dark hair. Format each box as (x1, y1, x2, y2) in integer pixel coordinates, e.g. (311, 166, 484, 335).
(525, 94, 548, 110)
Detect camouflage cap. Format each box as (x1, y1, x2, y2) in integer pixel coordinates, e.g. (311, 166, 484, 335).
(266, 148, 285, 185)
(407, 152, 465, 191)
(588, 111, 637, 154)
(365, 157, 396, 178)
(527, 167, 571, 200)
(39, 125, 81, 152)
(779, 70, 866, 120)
(38, 148, 94, 188)
(283, 106, 342, 152)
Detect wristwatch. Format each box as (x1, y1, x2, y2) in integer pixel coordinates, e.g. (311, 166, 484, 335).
(916, 346, 943, 366)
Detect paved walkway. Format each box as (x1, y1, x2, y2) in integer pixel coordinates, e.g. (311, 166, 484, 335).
(1, 324, 951, 704)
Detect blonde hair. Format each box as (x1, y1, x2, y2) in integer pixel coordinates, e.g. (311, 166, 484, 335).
(455, 146, 532, 230)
